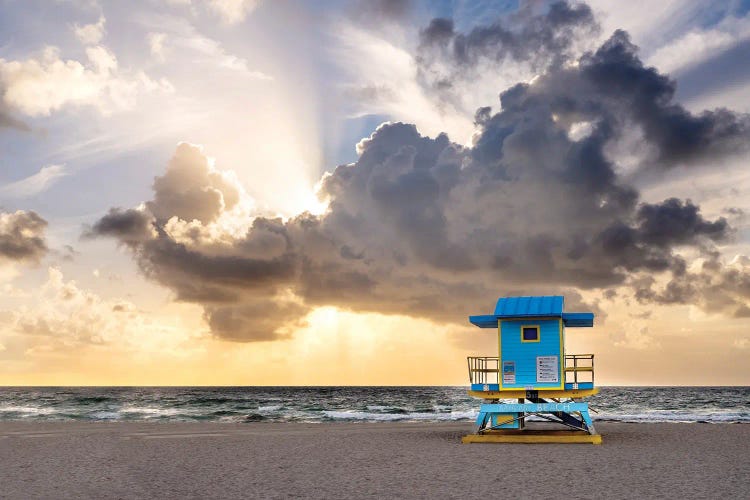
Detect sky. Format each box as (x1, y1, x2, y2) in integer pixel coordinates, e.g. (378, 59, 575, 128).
(1, 0, 749, 386)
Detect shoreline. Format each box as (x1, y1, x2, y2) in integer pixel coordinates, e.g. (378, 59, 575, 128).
(1, 422, 747, 499)
(2, 386, 746, 425)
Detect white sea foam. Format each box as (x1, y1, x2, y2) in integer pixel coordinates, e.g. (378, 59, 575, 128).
(89, 411, 121, 420)
(323, 410, 478, 422)
(120, 407, 182, 417)
(0, 405, 57, 416)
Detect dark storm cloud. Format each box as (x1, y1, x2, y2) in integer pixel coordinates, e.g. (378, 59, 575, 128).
(634, 253, 750, 318)
(479, 30, 750, 173)
(136, 236, 299, 299)
(420, 18, 453, 44)
(420, 6, 750, 167)
(419, 2, 595, 67)
(83, 208, 155, 245)
(635, 198, 729, 247)
(417, 1, 597, 98)
(89, 2, 750, 341)
(589, 199, 730, 276)
(0, 210, 47, 262)
(579, 31, 750, 165)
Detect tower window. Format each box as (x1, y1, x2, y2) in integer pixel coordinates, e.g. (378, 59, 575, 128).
(521, 326, 540, 342)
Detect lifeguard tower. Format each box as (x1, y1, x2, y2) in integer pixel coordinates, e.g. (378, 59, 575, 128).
(462, 295, 601, 444)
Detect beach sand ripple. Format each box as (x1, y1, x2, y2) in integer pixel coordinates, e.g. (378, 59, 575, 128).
(0, 422, 747, 499)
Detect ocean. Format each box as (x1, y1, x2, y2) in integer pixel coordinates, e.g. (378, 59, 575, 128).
(0, 386, 747, 423)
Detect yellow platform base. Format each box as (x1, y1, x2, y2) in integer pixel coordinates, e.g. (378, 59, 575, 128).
(462, 431, 602, 445)
(468, 388, 599, 399)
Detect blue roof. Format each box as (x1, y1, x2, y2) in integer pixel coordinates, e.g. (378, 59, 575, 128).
(494, 296, 563, 317)
(561, 312, 595, 327)
(468, 315, 499, 328)
(469, 295, 594, 329)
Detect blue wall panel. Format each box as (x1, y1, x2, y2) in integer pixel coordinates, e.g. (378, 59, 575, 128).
(499, 319, 563, 389)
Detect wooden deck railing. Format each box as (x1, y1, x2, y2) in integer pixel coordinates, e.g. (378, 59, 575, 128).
(564, 354, 595, 386)
(467, 357, 499, 385)
(468, 354, 595, 386)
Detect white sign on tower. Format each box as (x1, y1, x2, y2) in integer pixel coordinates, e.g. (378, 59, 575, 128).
(536, 355, 559, 383)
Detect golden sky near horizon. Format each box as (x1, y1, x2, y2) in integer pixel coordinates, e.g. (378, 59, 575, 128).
(1, 0, 749, 386)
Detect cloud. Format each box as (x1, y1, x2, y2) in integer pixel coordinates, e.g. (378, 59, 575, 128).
(671, 39, 750, 109)
(207, 0, 260, 24)
(634, 198, 728, 247)
(11, 267, 119, 346)
(415, 2, 598, 107)
(147, 142, 242, 224)
(351, 0, 413, 24)
(0, 164, 68, 199)
(0, 210, 48, 263)
(333, 23, 474, 142)
(646, 13, 750, 76)
(83, 207, 156, 245)
(0, 267, 199, 359)
(610, 321, 658, 350)
(89, 5, 750, 342)
(577, 31, 750, 165)
(0, 103, 29, 131)
(0, 45, 173, 117)
(59, 244, 79, 262)
(635, 254, 750, 318)
(162, 0, 261, 24)
(163, 20, 273, 79)
(149, 32, 168, 62)
(73, 16, 106, 45)
(418, 2, 596, 70)
(336, 1, 600, 143)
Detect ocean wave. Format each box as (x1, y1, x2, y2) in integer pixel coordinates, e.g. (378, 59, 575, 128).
(0, 387, 747, 423)
(88, 411, 121, 420)
(244, 414, 266, 422)
(257, 405, 282, 411)
(0, 405, 58, 417)
(120, 406, 182, 416)
(72, 396, 115, 404)
(179, 397, 242, 406)
(322, 410, 478, 422)
(209, 410, 239, 416)
(596, 412, 750, 424)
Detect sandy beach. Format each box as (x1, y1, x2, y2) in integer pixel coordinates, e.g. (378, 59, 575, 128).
(0, 422, 747, 499)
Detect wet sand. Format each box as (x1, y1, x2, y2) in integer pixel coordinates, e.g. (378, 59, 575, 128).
(0, 422, 747, 499)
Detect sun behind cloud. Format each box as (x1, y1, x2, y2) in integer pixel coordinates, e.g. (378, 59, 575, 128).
(0, 0, 749, 385)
